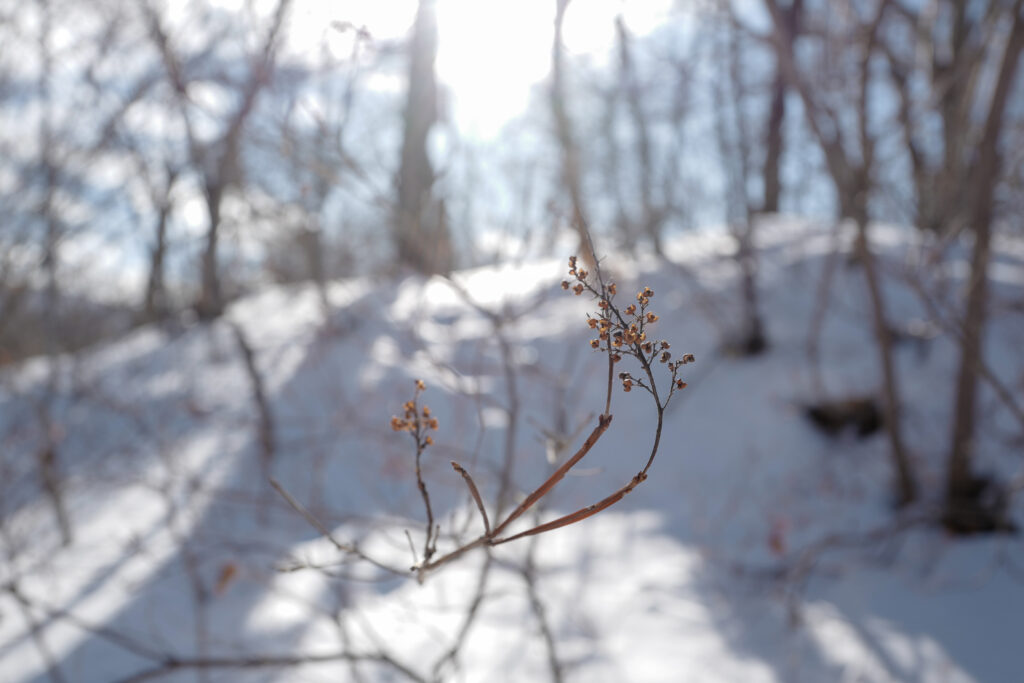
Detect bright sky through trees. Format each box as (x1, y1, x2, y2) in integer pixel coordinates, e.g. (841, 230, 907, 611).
(287, 0, 674, 138)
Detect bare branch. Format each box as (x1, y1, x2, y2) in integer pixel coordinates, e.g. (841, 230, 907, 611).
(451, 461, 491, 536)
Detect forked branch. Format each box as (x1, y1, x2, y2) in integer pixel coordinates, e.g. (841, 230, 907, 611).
(278, 257, 696, 581)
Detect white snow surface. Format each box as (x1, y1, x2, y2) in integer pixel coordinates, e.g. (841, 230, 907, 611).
(2, 218, 1023, 682)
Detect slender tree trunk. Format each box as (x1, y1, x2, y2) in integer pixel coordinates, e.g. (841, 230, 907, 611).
(615, 16, 662, 254)
(395, 0, 452, 275)
(716, 10, 766, 354)
(551, 0, 596, 266)
(144, 196, 171, 322)
(944, 8, 1023, 528)
(196, 183, 223, 320)
(232, 323, 276, 520)
(301, 219, 331, 319)
(761, 0, 800, 213)
(853, 211, 917, 505)
(38, 0, 72, 546)
(762, 74, 785, 213)
(737, 223, 766, 354)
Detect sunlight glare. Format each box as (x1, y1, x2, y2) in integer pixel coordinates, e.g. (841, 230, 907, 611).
(281, 0, 675, 139)
(436, 0, 553, 138)
(436, 0, 674, 138)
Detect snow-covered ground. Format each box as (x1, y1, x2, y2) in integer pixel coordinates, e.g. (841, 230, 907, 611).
(2, 219, 1023, 682)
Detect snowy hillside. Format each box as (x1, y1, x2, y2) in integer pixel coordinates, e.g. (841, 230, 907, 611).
(2, 220, 1024, 682)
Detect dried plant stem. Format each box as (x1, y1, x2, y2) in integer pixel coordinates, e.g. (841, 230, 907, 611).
(414, 441, 437, 562)
(490, 414, 612, 538)
(412, 261, 692, 578)
(277, 259, 692, 582)
(451, 461, 490, 535)
(492, 471, 647, 545)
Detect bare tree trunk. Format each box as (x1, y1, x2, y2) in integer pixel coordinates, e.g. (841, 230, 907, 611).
(196, 183, 224, 320)
(765, 0, 917, 504)
(37, 0, 72, 546)
(148, 0, 291, 320)
(761, 75, 784, 214)
(715, 7, 766, 354)
(761, 0, 801, 213)
(232, 323, 276, 519)
(945, 8, 1023, 530)
(615, 16, 662, 254)
(143, 204, 169, 321)
(853, 214, 917, 505)
(301, 220, 331, 318)
(143, 168, 176, 322)
(551, 0, 596, 266)
(394, 0, 452, 275)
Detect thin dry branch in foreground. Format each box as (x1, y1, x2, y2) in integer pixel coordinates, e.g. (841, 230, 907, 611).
(280, 257, 695, 582)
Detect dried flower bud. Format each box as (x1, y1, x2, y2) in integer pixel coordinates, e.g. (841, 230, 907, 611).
(573, 284, 584, 295)
(608, 283, 617, 295)
(646, 313, 658, 323)
(590, 339, 601, 349)
(675, 380, 688, 390)
(682, 353, 695, 364)
(660, 351, 671, 363)
(623, 379, 633, 392)
(424, 435, 433, 445)
(578, 269, 589, 280)
(415, 379, 426, 391)
(625, 304, 637, 316)
(561, 280, 570, 290)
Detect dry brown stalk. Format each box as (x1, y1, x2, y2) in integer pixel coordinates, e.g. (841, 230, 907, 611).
(277, 256, 695, 582)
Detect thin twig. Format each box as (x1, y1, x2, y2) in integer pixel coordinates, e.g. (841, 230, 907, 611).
(521, 537, 564, 683)
(270, 478, 406, 576)
(492, 471, 647, 545)
(489, 414, 613, 538)
(413, 439, 436, 562)
(430, 554, 494, 681)
(112, 649, 428, 683)
(451, 461, 490, 536)
(6, 582, 67, 683)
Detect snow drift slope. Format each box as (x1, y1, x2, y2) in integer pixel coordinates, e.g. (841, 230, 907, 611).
(2, 219, 1023, 682)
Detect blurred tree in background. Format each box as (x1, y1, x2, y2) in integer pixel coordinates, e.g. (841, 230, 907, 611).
(0, 0, 1020, 548)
